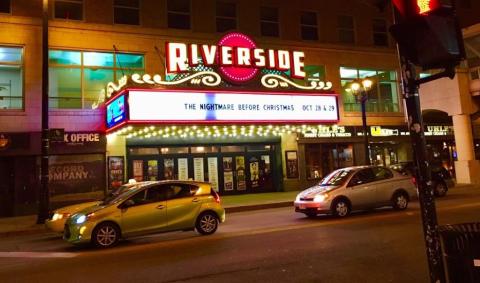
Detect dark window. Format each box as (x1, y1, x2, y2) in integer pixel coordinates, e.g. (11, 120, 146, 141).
(372, 167, 393, 181)
(0, 0, 10, 13)
(216, 1, 236, 32)
(114, 0, 140, 25)
(260, 7, 279, 37)
(373, 19, 388, 46)
(128, 189, 147, 205)
(167, 0, 190, 29)
(349, 169, 375, 186)
(166, 184, 198, 200)
(300, 11, 318, 40)
(55, 0, 83, 20)
(459, 0, 471, 8)
(337, 15, 355, 44)
(145, 186, 167, 202)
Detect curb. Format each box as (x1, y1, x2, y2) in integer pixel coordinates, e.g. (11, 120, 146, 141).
(0, 202, 294, 238)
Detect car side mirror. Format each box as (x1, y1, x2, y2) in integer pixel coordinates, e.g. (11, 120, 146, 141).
(120, 199, 135, 209)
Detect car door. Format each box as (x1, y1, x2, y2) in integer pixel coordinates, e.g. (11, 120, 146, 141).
(346, 168, 377, 209)
(371, 167, 396, 206)
(166, 183, 202, 231)
(120, 185, 168, 235)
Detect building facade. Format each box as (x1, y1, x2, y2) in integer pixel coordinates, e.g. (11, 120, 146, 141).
(0, 0, 479, 217)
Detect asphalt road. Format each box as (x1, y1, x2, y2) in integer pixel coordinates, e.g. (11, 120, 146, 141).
(1, 188, 480, 283)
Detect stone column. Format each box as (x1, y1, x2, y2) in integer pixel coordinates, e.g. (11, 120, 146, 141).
(452, 114, 480, 184)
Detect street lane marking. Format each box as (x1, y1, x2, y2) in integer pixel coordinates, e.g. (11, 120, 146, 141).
(0, 252, 77, 258)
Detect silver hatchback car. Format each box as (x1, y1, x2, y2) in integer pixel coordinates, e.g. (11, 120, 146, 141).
(294, 166, 417, 217)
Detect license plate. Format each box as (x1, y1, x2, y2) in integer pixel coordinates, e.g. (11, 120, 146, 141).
(299, 205, 306, 209)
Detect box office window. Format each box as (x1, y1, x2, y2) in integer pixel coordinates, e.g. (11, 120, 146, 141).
(340, 67, 400, 113)
(0, 47, 23, 110)
(260, 6, 279, 37)
(55, 0, 83, 20)
(300, 11, 318, 41)
(49, 50, 144, 109)
(114, 0, 140, 25)
(167, 0, 190, 30)
(216, 1, 237, 32)
(0, 0, 11, 13)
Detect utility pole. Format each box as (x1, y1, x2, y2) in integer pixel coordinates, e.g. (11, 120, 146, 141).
(37, 0, 50, 224)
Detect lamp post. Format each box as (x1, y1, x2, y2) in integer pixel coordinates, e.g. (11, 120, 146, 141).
(351, 79, 373, 166)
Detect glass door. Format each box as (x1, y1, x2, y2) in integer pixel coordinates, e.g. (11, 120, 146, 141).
(246, 153, 273, 192)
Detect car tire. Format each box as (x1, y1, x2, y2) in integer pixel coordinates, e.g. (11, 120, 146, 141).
(434, 182, 448, 197)
(91, 222, 121, 248)
(196, 212, 219, 235)
(331, 199, 351, 217)
(392, 191, 409, 210)
(305, 212, 317, 218)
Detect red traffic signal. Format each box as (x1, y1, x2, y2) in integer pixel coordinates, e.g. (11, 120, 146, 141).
(390, 0, 465, 70)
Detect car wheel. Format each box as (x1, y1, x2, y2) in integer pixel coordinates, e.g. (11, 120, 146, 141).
(392, 192, 409, 210)
(434, 182, 448, 197)
(332, 199, 350, 217)
(196, 212, 219, 235)
(305, 212, 317, 218)
(92, 222, 120, 248)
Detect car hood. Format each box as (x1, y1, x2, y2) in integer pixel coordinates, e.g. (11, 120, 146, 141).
(298, 185, 340, 198)
(55, 201, 102, 215)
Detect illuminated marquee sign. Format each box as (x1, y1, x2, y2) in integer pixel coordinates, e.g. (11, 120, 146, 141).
(106, 95, 126, 129)
(166, 32, 305, 83)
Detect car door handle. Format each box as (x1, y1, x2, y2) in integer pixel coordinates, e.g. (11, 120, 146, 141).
(192, 198, 199, 203)
(156, 205, 165, 209)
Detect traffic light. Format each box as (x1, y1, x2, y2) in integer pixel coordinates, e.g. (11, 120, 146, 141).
(389, 0, 465, 70)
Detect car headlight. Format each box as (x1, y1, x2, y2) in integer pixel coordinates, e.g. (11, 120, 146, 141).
(76, 215, 87, 224)
(295, 195, 301, 202)
(52, 212, 71, 221)
(314, 194, 329, 202)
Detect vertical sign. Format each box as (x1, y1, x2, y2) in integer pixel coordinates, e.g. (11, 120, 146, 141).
(208, 157, 219, 192)
(236, 156, 246, 190)
(133, 160, 143, 181)
(286, 151, 299, 179)
(108, 156, 124, 190)
(223, 157, 234, 191)
(249, 157, 259, 188)
(194, 158, 205, 181)
(178, 158, 188, 180)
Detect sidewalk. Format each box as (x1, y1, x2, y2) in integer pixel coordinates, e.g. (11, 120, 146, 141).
(0, 190, 299, 238)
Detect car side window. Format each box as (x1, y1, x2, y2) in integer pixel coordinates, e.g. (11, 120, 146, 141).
(166, 184, 196, 200)
(348, 169, 375, 187)
(372, 167, 393, 181)
(127, 189, 147, 206)
(145, 185, 167, 203)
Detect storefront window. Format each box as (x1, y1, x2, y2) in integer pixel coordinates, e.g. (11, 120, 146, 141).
(191, 146, 219, 153)
(49, 50, 144, 109)
(340, 67, 400, 113)
(0, 47, 23, 110)
(305, 144, 354, 180)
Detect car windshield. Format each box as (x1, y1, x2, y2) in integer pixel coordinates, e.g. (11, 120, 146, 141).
(319, 169, 352, 186)
(102, 184, 142, 205)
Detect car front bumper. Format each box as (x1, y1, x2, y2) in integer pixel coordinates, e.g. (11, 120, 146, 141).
(63, 223, 94, 245)
(294, 200, 331, 214)
(45, 219, 67, 233)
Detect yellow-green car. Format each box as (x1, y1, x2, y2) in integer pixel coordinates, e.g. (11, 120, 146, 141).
(63, 180, 225, 248)
(46, 182, 150, 233)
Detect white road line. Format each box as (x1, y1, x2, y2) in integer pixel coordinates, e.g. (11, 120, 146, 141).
(0, 252, 77, 258)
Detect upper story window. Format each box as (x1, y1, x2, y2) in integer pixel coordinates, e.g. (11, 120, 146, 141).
(337, 15, 355, 44)
(260, 6, 279, 37)
(0, 47, 23, 110)
(216, 1, 237, 33)
(54, 0, 83, 20)
(49, 50, 144, 109)
(0, 0, 11, 14)
(167, 0, 190, 30)
(373, 19, 388, 47)
(300, 11, 318, 41)
(114, 0, 140, 25)
(459, 0, 472, 8)
(340, 67, 400, 113)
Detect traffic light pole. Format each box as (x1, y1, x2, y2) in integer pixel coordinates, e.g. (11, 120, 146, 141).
(396, 51, 446, 283)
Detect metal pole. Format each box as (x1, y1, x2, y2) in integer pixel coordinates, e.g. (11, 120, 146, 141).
(37, 0, 50, 224)
(394, 9, 446, 282)
(361, 94, 370, 165)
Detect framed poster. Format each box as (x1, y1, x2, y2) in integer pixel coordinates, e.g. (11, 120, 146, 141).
(285, 151, 299, 179)
(236, 156, 246, 190)
(223, 157, 234, 191)
(178, 158, 188, 180)
(249, 157, 259, 188)
(133, 160, 143, 181)
(108, 156, 124, 190)
(147, 160, 158, 181)
(194, 158, 205, 181)
(164, 158, 174, 180)
(208, 157, 219, 191)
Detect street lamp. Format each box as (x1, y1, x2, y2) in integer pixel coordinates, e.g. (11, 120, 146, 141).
(350, 78, 373, 166)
